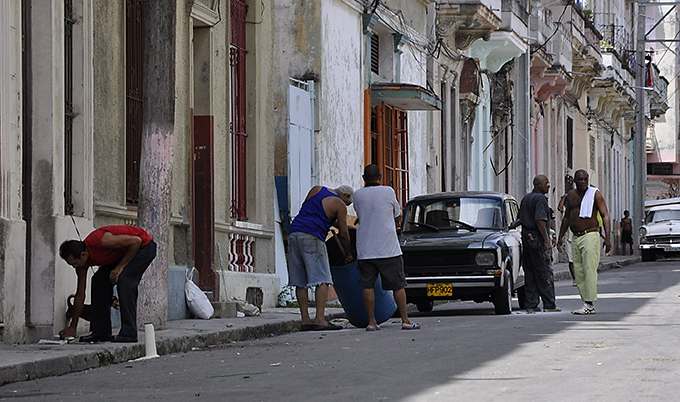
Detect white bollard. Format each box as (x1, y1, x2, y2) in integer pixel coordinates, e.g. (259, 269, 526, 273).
(134, 323, 160, 361)
(144, 323, 159, 358)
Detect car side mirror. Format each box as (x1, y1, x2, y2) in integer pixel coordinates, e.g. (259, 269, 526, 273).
(509, 219, 521, 230)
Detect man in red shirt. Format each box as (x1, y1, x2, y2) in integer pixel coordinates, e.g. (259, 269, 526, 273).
(59, 225, 157, 342)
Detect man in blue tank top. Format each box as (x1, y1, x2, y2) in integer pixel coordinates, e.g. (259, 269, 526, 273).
(288, 185, 354, 331)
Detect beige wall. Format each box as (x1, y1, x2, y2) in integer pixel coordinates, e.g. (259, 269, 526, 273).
(0, 0, 25, 343)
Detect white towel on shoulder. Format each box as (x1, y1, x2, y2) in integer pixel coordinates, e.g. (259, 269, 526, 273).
(579, 186, 598, 218)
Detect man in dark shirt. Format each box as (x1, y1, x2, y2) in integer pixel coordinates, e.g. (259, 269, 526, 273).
(519, 175, 560, 313)
(59, 225, 157, 343)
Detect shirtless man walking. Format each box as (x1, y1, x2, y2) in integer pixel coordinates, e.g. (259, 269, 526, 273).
(621, 210, 633, 255)
(557, 169, 611, 315)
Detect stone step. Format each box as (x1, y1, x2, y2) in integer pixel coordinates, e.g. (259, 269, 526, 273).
(211, 301, 238, 318)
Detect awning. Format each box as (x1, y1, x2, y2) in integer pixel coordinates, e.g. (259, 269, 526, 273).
(370, 83, 442, 111)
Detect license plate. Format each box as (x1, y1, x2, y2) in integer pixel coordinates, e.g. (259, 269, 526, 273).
(427, 283, 453, 297)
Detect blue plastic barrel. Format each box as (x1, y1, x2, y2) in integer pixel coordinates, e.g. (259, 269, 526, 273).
(330, 261, 398, 328)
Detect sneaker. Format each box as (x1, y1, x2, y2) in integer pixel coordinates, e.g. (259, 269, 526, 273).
(572, 280, 577, 287)
(571, 304, 596, 315)
(544, 307, 562, 312)
(525, 308, 540, 314)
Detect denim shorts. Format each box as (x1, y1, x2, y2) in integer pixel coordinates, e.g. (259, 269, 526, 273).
(287, 232, 333, 288)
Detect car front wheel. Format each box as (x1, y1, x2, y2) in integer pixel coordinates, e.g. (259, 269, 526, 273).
(493, 270, 512, 315)
(415, 300, 434, 312)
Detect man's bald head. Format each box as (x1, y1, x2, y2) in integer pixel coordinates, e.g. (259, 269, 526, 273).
(363, 164, 381, 183)
(533, 174, 550, 194)
(533, 175, 548, 187)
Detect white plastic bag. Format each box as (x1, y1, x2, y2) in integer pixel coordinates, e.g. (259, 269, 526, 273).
(185, 268, 214, 319)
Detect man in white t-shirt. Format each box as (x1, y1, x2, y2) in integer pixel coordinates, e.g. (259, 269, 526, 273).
(354, 164, 420, 331)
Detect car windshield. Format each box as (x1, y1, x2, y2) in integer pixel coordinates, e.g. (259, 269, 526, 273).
(647, 209, 680, 223)
(403, 197, 503, 232)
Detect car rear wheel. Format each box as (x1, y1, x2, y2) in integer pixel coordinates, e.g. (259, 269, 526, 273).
(642, 249, 657, 262)
(416, 300, 434, 312)
(493, 270, 512, 315)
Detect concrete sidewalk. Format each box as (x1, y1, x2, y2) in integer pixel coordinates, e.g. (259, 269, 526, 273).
(0, 254, 639, 387)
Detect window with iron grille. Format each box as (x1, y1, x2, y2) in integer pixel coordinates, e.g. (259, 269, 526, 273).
(125, 0, 145, 206)
(64, 0, 75, 215)
(589, 135, 596, 170)
(371, 33, 379, 75)
(648, 163, 673, 175)
(230, 0, 248, 220)
(370, 103, 409, 207)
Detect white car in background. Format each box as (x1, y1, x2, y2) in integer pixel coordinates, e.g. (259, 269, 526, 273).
(639, 204, 680, 261)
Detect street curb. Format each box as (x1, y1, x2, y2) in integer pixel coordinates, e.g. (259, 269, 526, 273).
(0, 311, 347, 387)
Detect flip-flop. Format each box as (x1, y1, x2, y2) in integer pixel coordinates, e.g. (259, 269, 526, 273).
(300, 324, 315, 332)
(401, 323, 421, 330)
(313, 323, 343, 331)
(365, 326, 381, 332)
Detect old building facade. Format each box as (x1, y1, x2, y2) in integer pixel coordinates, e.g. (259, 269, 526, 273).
(0, 0, 278, 344)
(1, 0, 673, 343)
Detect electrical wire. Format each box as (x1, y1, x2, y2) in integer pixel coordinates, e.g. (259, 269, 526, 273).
(359, 0, 469, 64)
(531, 2, 571, 55)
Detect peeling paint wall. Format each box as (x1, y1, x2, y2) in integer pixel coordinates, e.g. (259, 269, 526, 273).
(272, 0, 323, 178)
(318, 0, 364, 190)
(0, 1, 26, 342)
(0, 220, 26, 343)
(25, 0, 66, 341)
(0, 0, 23, 221)
(400, 41, 430, 198)
(0, 0, 25, 343)
(274, 0, 434, 204)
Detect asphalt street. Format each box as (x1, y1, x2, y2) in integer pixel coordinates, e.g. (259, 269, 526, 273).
(1, 259, 679, 402)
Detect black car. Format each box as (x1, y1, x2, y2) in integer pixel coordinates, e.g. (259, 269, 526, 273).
(399, 192, 525, 314)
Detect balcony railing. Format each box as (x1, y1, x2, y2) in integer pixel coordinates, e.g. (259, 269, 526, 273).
(596, 12, 635, 73)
